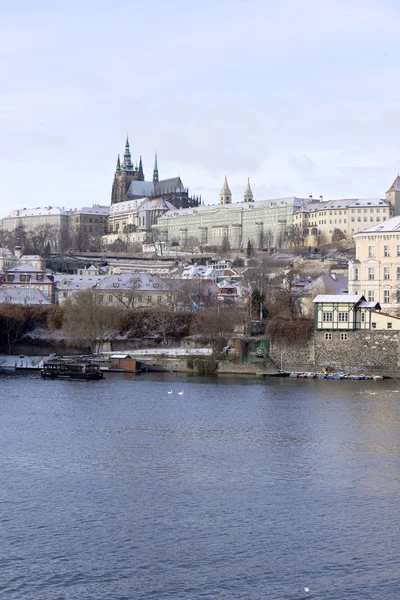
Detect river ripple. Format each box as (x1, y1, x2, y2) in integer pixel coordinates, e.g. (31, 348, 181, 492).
(1, 372, 400, 599)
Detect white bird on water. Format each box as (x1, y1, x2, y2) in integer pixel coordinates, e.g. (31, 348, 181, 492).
(167, 390, 173, 395)
(304, 587, 309, 593)
(178, 390, 184, 395)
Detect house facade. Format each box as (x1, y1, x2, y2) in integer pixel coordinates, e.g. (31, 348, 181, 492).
(348, 215, 400, 312)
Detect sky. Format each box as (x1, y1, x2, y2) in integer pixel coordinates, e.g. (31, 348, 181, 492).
(0, 0, 400, 214)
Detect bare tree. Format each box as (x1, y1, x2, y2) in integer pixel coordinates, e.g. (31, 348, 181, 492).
(0, 304, 27, 355)
(109, 276, 142, 309)
(63, 289, 119, 353)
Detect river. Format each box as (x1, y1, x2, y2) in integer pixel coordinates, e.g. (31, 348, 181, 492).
(1, 372, 400, 599)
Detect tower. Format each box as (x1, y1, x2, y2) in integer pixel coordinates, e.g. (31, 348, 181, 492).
(243, 178, 253, 202)
(219, 176, 232, 205)
(386, 174, 400, 214)
(153, 151, 159, 184)
(111, 136, 145, 204)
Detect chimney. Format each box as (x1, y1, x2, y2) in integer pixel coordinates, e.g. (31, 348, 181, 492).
(309, 195, 313, 201)
(319, 195, 323, 202)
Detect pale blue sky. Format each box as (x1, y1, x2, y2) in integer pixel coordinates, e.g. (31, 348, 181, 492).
(0, 0, 399, 213)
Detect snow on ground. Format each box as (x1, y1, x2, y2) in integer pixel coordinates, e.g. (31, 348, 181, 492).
(0, 355, 46, 369)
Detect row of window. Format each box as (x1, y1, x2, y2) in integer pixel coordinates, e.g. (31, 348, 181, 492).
(366, 266, 400, 280)
(322, 311, 349, 322)
(368, 244, 400, 258)
(324, 332, 349, 340)
(99, 294, 163, 304)
(7, 274, 44, 282)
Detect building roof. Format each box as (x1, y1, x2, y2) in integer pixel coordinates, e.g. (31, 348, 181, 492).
(155, 177, 185, 195)
(313, 294, 364, 303)
(95, 272, 168, 291)
(359, 301, 381, 309)
(5, 207, 70, 218)
(355, 214, 400, 234)
(8, 264, 42, 272)
(0, 287, 51, 305)
(295, 197, 390, 214)
(109, 198, 146, 215)
(54, 274, 106, 290)
(128, 181, 155, 197)
(19, 255, 44, 262)
(72, 206, 109, 216)
(139, 197, 176, 212)
(160, 196, 306, 218)
(386, 175, 400, 193)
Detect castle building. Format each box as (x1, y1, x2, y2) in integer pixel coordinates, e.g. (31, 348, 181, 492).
(153, 177, 306, 249)
(110, 137, 199, 209)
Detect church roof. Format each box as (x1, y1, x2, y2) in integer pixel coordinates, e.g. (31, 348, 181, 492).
(128, 181, 155, 197)
(155, 177, 185, 195)
(139, 197, 176, 212)
(386, 175, 400, 193)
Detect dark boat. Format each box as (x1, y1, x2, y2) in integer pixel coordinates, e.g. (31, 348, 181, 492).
(41, 359, 104, 380)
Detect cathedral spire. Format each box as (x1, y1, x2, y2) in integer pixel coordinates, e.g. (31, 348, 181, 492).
(122, 135, 133, 171)
(138, 155, 144, 180)
(116, 154, 121, 173)
(243, 177, 253, 202)
(153, 151, 159, 184)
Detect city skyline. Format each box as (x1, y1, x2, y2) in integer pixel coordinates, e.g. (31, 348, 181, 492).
(0, 0, 399, 212)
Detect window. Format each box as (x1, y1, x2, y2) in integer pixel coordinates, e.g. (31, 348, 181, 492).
(368, 267, 375, 280)
(368, 246, 375, 257)
(397, 266, 400, 280)
(7, 274, 14, 282)
(397, 245, 400, 257)
(108, 294, 113, 303)
(20, 275, 31, 282)
(387, 323, 393, 329)
(322, 312, 333, 322)
(98, 295, 103, 302)
(340, 332, 348, 340)
(384, 267, 390, 280)
(147, 296, 153, 303)
(36, 274, 43, 281)
(384, 290, 390, 304)
(371, 322, 377, 329)
(396, 290, 400, 304)
(361, 312, 366, 323)
(354, 268, 359, 281)
(384, 245, 390, 257)
(138, 295, 143, 303)
(368, 290, 375, 302)
(324, 332, 332, 340)
(338, 312, 348, 322)
(157, 296, 162, 304)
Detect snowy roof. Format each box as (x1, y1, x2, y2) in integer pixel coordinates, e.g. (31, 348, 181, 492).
(87, 265, 97, 271)
(95, 272, 168, 291)
(355, 215, 400, 234)
(54, 274, 106, 290)
(295, 198, 390, 214)
(161, 197, 306, 218)
(139, 198, 176, 212)
(0, 287, 51, 305)
(5, 207, 70, 218)
(19, 255, 44, 261)
(8, 264, 42, 272)
(359, 301, 381, 308)
(386, 175, 400, 193)
(72, 206, 109, 216)
(109, 198, 146, 215)
(313, 294, 364, 304)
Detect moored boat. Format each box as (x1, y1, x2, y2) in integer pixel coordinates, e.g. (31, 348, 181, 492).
(41, 359, 104, 380)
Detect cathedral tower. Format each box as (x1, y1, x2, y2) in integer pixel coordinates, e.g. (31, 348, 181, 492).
(111, 136, 145, 204)
(219, 176, 232, 205)
(243, 178, 253, 202)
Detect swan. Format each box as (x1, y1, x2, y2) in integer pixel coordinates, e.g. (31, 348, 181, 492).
(167, 390, 173, 395)
(178, 390, 184, 395)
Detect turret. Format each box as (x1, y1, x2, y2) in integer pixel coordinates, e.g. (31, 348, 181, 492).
(386, 174, 400, 214)
(138, 156, 144, 180)
(219, 176, 232, 205)
(116, 155, 121, 173)
(243, 178, 253, 202)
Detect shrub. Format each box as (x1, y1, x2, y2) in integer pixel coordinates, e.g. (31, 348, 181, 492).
(267, 317, 313, 344)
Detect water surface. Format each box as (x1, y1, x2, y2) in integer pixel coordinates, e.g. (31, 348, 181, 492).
(1, 373, 400, 599)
